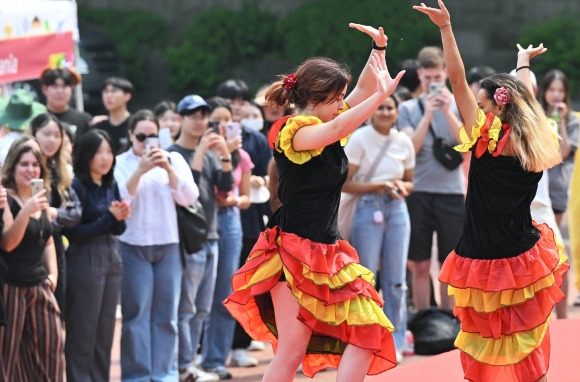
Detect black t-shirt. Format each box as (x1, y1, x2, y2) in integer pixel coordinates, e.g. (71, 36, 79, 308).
(94, 116, 131, 154)
(50, 108, 92, 143)
(1, 197, 53, 287)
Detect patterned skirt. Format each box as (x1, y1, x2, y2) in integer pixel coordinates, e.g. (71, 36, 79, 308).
(439, 223, 569, 381)
(223, 227, 397, 377)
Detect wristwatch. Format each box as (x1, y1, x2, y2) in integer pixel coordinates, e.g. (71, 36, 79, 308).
(219, 154, 232, 162)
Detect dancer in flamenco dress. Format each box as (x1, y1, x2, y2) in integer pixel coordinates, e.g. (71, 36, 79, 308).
(414, 1, 570, 381)
(224, 23, 405, 382)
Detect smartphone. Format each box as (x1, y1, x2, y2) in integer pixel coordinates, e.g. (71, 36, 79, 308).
(429, 82, 443, 95)
(30, 179, 44, 196)
(208, 121, 220, 134)
(226, 122, 241, 140)
(145, 137, 159, 155)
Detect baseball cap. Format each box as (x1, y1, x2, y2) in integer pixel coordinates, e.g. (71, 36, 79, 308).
(177, 94, 210, 114)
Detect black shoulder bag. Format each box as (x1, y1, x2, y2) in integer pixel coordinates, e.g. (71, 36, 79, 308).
(418, 100, 463, 170)
(176, 201, 208, 255)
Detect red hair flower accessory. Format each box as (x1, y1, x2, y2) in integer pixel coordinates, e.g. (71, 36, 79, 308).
(283, 73, 298, 90)
(494, 87, 510, 106)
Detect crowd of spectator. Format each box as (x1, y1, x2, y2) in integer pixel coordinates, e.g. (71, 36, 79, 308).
(0, 41, 577, 381)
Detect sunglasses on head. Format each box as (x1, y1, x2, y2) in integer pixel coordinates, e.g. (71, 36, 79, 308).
(134, 133, 158, 142)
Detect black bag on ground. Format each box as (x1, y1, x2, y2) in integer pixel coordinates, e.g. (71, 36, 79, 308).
(176, 200, 208, 254)
(432, 137, 464, 170)
(408, 308, 460, 355)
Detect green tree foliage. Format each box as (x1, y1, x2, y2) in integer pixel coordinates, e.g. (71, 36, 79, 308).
(78, 7, 171, 88)
(279, 0, 439, 81)
(519, 15, 580, 96)
(166, 0, 280, 96)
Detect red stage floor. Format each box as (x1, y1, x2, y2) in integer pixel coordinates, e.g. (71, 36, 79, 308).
(366, 318, 580, 381)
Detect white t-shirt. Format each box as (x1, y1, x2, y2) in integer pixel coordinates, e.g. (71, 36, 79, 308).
(344, 125, 415, 182)
(532, 170, 551, 208)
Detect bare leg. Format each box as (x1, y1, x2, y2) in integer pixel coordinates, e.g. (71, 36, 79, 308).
(411, 259, 432, 311)
(438, 262, 453, 310)
(555, 271, 568, 319)
(537, 375, 547, 382)
(336, 344, 374, 382)
(262, 282, 311, 382)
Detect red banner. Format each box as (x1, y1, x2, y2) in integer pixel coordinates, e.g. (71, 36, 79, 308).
(0, 31, 74, 83)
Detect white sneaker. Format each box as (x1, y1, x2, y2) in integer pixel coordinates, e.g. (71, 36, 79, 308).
(396, 350, 404, 364)
(229, 349, 258, 367)
(247, 340, 266, 351)
(179, 365, 219, 382)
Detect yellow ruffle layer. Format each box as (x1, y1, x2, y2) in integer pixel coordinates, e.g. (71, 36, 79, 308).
(448, 251, 567, 313)
(456, 318, 550, 366)
(274, 102, 350, 164)
(285, 270, 394, 330)
(454, 109, 501, 154)
(235, 249, 375, 292)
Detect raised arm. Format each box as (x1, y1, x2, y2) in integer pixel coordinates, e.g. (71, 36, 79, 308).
(293, 53, 404, 151)
(515, 43, 547, 96)
(345, 24, 388, 107)
(414, 0, 478, 138)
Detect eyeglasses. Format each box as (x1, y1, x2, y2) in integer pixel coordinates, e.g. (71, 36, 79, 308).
(134, 133, 158, 142)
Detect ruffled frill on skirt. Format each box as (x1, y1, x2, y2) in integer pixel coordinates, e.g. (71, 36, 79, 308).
(439, 223, 569, 382)
(223, 227, 397, 377)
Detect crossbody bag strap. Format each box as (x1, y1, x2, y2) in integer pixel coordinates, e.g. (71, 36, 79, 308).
(363, 135, 394, 182)
(417, 98, 438, 139)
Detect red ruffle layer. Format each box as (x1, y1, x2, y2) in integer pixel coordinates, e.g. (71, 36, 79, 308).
(455, 286, 563, 338)
(439, 223, 563, 291)
(461, 329, 551, 382)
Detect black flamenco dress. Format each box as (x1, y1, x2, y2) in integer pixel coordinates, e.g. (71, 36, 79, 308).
(439, 109, 569, 381)
(224, 113, 397, 377)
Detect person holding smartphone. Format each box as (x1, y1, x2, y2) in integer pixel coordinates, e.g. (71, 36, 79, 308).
(196, 97, 254, 379)
(169, 94, 234, 382)
(0, 143, 64, 381)
(114, 110, 199, 381)
(397, 45, 464, 312)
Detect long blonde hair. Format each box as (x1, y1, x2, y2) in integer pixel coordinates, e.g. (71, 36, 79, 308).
(480, 74, 561, 172)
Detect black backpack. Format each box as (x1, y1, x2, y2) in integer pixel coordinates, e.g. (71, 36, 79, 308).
(408, 308, 461, 355)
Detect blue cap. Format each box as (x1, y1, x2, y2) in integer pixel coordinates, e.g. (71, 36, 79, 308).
(177, 94, 210, 113)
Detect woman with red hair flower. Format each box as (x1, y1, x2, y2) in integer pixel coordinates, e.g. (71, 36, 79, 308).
(415, 1, 568, 381)
(224, 23, 404, 381)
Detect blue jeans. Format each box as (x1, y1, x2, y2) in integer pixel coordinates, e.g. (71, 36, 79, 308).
(350, 194, 410, 350)
(119, 242, 182, 382)
(178, 240, 218, 369)
(201, 207, 243, 368)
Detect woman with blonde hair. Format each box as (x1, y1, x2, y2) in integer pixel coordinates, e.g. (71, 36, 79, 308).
(0, 143, 64, 381)
(415, 1, 568, 381)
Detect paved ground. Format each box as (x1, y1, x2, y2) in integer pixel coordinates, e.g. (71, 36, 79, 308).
(110, 213, 579, 381)
(109, 273, 579, 381)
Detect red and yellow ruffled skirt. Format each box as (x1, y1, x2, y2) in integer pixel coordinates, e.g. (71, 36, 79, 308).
(223, 227, 397, 377)
(439, 223, 569, 382)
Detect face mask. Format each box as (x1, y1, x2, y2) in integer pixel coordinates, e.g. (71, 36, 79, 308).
(241, 119, 263, 132)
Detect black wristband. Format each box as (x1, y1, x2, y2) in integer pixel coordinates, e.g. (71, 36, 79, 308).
(220, 154, 232, 162)
(372, 40, 386, 51)
(515, 65, 530, 73)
